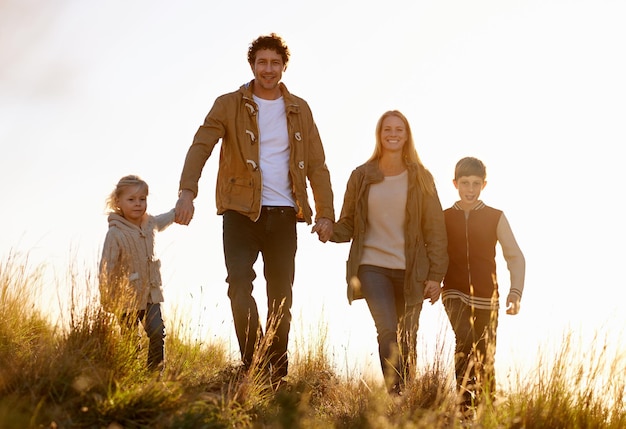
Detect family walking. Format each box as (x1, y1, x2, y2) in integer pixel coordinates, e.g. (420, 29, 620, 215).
(98, 33, 525, 412)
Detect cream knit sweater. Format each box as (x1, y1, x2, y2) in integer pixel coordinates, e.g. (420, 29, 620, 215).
(99, 209, 175, 312)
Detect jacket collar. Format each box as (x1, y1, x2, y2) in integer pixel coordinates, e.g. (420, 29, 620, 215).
(452, 200, 486, 211)
(361, 159, 419, 183)
(108, 213, 146, 231)
(240, 80, 300, 112)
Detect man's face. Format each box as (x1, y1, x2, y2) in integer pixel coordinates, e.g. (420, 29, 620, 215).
(251, 49, 285, 95)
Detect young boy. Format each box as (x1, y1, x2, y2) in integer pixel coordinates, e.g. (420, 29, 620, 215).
(442, 157, 526, 411)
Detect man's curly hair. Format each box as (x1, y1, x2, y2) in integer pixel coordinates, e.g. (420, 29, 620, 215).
(247, 33, 290, 67)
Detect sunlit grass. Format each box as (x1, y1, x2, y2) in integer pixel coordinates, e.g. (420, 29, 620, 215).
(502, 330, 626, 428)
(0, 253, 624, 428)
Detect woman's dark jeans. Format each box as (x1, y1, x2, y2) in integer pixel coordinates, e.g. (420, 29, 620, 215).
(358, 264, 423, 391)
(223, 208, 297, 379)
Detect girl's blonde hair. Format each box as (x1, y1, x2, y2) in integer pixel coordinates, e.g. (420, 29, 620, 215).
(368, 110, 437, 197)
(105, 175, 149, 215)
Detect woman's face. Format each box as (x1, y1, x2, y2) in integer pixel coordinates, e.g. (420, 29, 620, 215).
(380, 115, 407, 154)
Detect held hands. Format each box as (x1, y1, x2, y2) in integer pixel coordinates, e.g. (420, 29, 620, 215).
(506, 293, 521, 315)
(423, 280, 442, 304)
(311, 217, 333, 243)
(175, 190, 195, 225)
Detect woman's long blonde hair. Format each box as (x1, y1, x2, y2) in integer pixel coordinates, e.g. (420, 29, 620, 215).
(368, 110, 436, 197)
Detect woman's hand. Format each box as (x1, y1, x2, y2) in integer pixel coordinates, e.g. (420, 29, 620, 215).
(423, 280, 442, 304)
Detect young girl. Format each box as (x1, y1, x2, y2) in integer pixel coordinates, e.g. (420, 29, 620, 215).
(99, 175, 175, 372)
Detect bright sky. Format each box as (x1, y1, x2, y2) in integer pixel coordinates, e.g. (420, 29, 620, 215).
(2, 0, 625, 383)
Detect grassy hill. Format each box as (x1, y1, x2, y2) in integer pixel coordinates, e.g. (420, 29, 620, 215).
(1, 254, 624, 428)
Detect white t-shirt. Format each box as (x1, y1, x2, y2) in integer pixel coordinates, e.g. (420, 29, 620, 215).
(254, 95, 295, 207)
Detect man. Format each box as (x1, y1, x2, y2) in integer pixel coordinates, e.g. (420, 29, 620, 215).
(175, 33, 334, 385)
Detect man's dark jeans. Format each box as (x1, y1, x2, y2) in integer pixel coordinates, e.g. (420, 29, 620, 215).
(223, 207, 297, 379)
(358, 264, 423, 391)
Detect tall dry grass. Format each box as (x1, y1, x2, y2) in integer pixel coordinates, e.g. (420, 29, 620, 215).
(0, 254, 624, 428)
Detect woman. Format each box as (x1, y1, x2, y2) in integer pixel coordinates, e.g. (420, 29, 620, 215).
(330, 110, 448, 394)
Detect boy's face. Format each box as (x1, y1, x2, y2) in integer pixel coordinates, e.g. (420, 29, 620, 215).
(453, 175, 487, 209)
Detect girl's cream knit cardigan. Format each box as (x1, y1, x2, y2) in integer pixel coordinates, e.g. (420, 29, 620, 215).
(99, 209, 175, 312)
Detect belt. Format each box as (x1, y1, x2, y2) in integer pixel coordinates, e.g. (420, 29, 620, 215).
(261, 206, 294, 212)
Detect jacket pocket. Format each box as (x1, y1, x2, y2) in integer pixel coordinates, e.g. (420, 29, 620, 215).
(222, 176, 254, 210)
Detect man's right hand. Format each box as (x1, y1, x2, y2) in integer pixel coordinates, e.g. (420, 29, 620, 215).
(175, 190, 195, 225)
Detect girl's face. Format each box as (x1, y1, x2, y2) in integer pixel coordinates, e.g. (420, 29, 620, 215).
(117, 185, 147, 226)
(380, 115, 407, 155)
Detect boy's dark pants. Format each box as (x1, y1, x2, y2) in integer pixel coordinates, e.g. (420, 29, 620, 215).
(122, 303, 166, 371)
(444, 298, 498, 406)
(223, 208, 297, 379)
